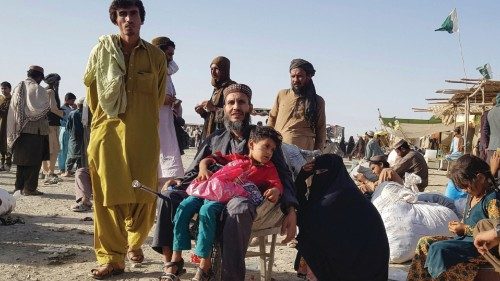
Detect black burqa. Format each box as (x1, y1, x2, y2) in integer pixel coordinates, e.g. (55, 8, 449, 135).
(295, 154, 389, 281)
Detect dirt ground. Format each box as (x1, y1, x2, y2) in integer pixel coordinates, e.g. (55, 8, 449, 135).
(0, 149, 448, 281)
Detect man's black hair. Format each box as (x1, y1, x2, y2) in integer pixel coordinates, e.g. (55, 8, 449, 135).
(249, 126, 283, 148)
(109, 0, 145, 24)
(0, 81, 11, 89)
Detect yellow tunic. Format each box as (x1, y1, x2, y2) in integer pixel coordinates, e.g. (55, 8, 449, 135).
(268, 89, 326, 150)
(86, 38, 166, 207)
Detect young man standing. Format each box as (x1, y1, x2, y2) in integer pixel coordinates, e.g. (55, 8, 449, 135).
(0, 81, 12, 171)
(59, 92, 76, 176)
(84, 0, 166, 279)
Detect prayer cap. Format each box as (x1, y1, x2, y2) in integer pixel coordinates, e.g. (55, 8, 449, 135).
(223, 83, 252, 101)
(29, 65, 44, 74)
(44, 73, 61, 85)
(369, 155, 387, 163)
(365, 130, 375, 137)
(393, 139, 408, 150)
(151, 36, 174, 48)
(289, 58, 315, 77)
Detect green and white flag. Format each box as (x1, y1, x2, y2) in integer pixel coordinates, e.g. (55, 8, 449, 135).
(476, 63, 492, 79)
(435, 8, 459, 33)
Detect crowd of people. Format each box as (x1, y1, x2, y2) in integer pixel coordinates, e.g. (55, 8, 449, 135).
(0, 1, 499, 281)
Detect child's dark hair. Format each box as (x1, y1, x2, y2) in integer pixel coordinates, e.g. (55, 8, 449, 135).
(450, 154, 497, 190)
(249, 126, 282, 147)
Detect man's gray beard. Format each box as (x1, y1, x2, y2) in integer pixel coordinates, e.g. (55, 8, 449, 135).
(223, 114, 251, 132)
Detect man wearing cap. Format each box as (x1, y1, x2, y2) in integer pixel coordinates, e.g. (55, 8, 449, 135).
(195, 56, 236, 140)
(59, 92, 77, 177)
(391, 140, 429, 191)
(151, 36, 184, 183)
(41, 73, 64, 183)
(7, 66, 50, 195)
(268, 59, 326, 150)
(83, 0, 166, 278)
(364, 130, 384, 160)
(152, 83, 298, 281)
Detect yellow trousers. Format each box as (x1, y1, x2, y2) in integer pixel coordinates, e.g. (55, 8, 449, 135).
(93, 202, 156, 265)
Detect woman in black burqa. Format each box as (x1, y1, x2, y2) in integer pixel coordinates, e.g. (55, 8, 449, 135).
(295, 153, 389, 281)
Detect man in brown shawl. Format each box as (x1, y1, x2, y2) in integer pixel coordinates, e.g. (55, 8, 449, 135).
(268, 58, 326, 150)
(7, 65, 50, 195)
(195, 56, 235, 140)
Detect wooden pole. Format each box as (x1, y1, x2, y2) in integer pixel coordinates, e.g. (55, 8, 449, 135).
(464, 97, 470, 154)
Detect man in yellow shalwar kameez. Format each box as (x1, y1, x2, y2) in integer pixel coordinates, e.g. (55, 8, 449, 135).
(83, 1, 166, 279)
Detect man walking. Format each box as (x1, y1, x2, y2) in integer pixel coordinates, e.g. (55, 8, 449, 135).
(58, 92, 76, 176)
(41, 73, 64, 184)
(268, 59, 326, 150)
(7, 66, 50, 195)
(195, 56, 235, 139)
(83, 0, 166, 278)
(0, 81, 12, 171)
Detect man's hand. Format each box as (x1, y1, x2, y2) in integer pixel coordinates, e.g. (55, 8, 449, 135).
(448, 220, 466, 236)
(263, 188, 280, 203)
(490, 151, 500, 176)
(195, 101, 208, 114)
(161, 178, 181, 192)
(302, 161, 315, 173)
(204, 100, 216, 112)
(196, 168, 213, 181)
(163, 95, 176, 106)
(281, 207, 297, 244)
(474, 229, 500, 255)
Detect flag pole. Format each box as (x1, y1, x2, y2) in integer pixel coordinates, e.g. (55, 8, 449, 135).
(457, 29, 468, 79)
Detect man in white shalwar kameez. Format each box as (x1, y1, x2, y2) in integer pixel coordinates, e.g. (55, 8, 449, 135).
(152, 37, 184, 187)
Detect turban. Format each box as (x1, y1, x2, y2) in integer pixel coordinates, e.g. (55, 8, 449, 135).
(223, 83, 252, 101)
(29, 65, 44, 75)
(44, 73, 61, 85)
(151, 36, 175, 48)
(77, 97, 85, 105)
(393, 139, 409, 150)
(289, 58, 316, 77)
(365, 130, 375, 137)
(211, 56, 230, 71)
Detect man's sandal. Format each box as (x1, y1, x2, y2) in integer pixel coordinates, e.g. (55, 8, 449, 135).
(160, 259, 186, 281)
(127, 248, 144, 264)
(191, 267, 215, 281)
(89, 263, 125, 280)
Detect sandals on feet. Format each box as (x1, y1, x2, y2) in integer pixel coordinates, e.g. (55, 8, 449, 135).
(191, 267, 215, 281)
(71, 202, 92, 212)
(89, 263, 125, 280)
(160, 259, 186, 281)
(127, 248, 144, 264)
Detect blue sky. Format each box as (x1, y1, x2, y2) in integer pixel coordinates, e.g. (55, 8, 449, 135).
(0, 1, 498, 138)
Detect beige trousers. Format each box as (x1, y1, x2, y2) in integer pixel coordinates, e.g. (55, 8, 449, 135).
(42, 126, 60, 174)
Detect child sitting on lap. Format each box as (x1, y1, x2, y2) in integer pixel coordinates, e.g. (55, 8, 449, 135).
(163, 126, 283, 281)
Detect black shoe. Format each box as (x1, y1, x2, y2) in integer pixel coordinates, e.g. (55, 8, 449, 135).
(191, 267, 214, 281)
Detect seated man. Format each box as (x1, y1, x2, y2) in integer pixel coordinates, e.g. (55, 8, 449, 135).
(391, 140, 428, 191)
(151, 83, 297, 280)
